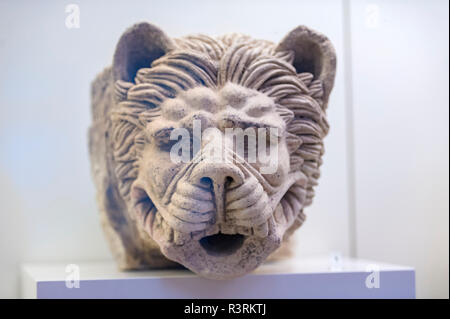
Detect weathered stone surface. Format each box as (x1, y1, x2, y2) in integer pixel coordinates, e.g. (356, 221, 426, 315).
(89, 22, 336, 279)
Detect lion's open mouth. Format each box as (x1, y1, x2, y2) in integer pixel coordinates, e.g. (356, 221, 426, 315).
(199, 233, 245, 256)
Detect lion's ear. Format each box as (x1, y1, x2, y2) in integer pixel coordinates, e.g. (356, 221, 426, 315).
(113, 22, 175, 83)
(276, 25, 336, 108)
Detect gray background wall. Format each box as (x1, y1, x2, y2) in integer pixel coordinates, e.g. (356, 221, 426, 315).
(0, 0, 448, 298)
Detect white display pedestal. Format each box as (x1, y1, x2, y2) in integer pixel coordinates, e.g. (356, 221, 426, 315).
(21, 257, 415, 299)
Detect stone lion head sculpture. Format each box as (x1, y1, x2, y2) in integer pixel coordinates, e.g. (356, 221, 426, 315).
(89, 22, 336, 279)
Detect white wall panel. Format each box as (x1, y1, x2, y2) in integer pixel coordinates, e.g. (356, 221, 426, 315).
(349, 0, 449, 298)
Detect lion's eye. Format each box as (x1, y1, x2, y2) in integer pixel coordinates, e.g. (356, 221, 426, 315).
(153, 127, 200, 159)
(152, 127, 177, 151)
(256, 127, 281, 145)
(158, 136, 180, 152)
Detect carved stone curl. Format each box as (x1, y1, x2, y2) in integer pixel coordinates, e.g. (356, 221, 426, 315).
(89, 22, 336, 279)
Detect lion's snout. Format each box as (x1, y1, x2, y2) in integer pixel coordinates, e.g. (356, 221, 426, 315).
(189, 161, 245, 190)
(162, 158, 273, 240)
(170, 160, 247, 228)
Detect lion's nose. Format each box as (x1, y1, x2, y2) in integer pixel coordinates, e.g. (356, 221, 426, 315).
(189, 162, 245, 188)
(189, 162, 245, 223)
